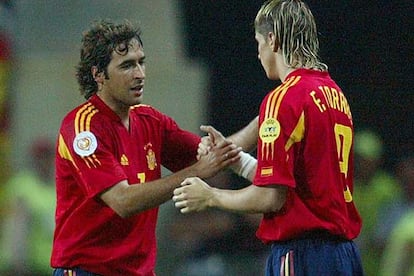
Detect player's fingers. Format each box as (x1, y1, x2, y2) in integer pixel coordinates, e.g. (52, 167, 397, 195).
(200, 125, 216, 144)
(200, 135, 212, 145)
(173, 186, 186, 196)
(219, 145, 242, 159)
(217, 147, 242, 167)
(197, 140, 210, 156)
(200, 125, 212, 134)
(174, 200, 187, 209)
(172, 198, 193, 213)
(200, 125, 224, 143)
(197, 148, 206, 159)
(208, 132, 214, 145)
(214, 138, 236, 150)
(181, 177, 199, 187)
(172, 194, 182, 202)
(172, 180, 192, 198)
(180, 206, 191, 214)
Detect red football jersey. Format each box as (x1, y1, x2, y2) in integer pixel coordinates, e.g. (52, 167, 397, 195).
(51, 95, 200, 275)
(254, 69, 362, 243)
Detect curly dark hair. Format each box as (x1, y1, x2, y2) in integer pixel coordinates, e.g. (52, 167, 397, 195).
(76, 19, 143, 99)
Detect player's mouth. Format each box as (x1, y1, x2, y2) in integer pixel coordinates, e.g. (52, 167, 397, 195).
(131, 84, 144, 96)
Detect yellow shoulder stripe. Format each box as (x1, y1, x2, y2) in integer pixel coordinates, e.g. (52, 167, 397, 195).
(261, 76, 301, 160)
(58, 134, 79, 170)
(74, 103, 98, 135)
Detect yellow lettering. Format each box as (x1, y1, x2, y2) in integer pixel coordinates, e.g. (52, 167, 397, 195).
(332, 88, 343, 113)
(321, 86, 332, 108)
(341, 93, 352, 121)
(331, 88, 340, 110)
(318, 86, 353, 122)
(137, 173, 146, 183)
(310, 91, 325, 112)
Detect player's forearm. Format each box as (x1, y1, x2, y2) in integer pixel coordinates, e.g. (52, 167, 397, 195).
(227, 116, 258, 152)
(104, 162, 217, 218)
(210, 184, 285, 214)
(131, 165, 203, 212)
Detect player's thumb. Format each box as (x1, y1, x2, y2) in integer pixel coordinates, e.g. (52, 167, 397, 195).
(200, 125, 223, 143)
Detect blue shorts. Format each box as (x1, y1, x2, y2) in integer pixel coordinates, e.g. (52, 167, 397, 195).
(265, 232, 364, 276)
(53, 267, 101, 276)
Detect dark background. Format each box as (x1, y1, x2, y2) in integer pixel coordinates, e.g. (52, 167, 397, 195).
(180, 0, 413, 170)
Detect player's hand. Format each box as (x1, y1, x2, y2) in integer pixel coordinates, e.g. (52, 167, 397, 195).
(194, 125, 241, 178)
(200, 125, 226, 145)
(196, 135, 212, 160)
(196, 137, 241, 179)
(196, 125, 225, 160)
(172, 177, 213, 213)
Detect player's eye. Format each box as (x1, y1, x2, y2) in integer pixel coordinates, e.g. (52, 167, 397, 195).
(121, 62, 135, 69)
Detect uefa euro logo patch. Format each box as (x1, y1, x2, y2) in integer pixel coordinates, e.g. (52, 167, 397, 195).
(259, 117, 280, 143)
(73, 131, 98, 157)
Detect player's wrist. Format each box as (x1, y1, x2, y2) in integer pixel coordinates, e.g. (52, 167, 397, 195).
(208, 187, 220, 208)
(191, 159, 212, 179)
(229, 151, 257, 179)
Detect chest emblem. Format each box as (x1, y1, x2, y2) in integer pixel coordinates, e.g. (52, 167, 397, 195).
(144, 143, 157, 170)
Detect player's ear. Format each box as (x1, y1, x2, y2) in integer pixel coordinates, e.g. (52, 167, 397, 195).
(91, 66, 104, 84)
(268, 32, 279, 52)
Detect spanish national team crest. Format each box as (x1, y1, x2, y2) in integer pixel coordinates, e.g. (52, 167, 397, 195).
(259, 117, 280, 143)
(73, 131, 98, 157)
(144, 143, 157, 170)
